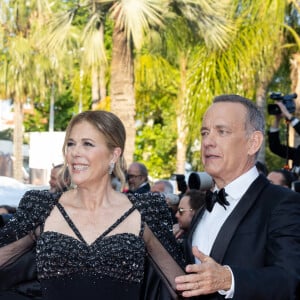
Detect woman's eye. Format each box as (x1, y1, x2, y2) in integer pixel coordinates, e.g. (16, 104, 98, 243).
(67, 141, 75, 147)
(84, 141, 94, 147)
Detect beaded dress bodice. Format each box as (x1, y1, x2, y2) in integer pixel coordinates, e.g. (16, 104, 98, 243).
(0, 190, 185, 300)
(36, 202, 145, 283)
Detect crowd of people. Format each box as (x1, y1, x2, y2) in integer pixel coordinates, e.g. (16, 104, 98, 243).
(0, 94, 300, 300)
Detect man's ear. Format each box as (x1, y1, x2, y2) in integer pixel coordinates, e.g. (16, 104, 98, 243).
(248, 131, 264, 155)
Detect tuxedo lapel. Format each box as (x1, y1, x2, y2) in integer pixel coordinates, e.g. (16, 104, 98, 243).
(210, 175, 269, 263)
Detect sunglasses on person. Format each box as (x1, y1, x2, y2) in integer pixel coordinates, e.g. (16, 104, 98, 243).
(126, 174, 142, 180)
(177, 208, 193, 215)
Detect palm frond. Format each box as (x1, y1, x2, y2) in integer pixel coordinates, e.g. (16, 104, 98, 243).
(38, 9, 77, 52)
(173, 0, 236, 50)
(109, 0, 171, 49)
(81, 13, 107, 68)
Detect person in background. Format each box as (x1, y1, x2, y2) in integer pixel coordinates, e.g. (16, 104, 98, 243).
(0, 205, 16, 215)
(151, 180, 173, 194)
(267, 168, 298, 189)
(0, 205, 16, 228)
(126, 162, 151, 193)
(0, 110, 184, 300)
(151, 179, 179, 224)
(175, 94, 300, 300)
(49, 163, 71, 193)
(268, 100, 300, 167)
(174, 189, 206, 240)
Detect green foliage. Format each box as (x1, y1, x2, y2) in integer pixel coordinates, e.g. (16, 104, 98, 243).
(134, 121, 177, 180)
(23, 88, 78, 132)
(0, 128, 13, 141)
(134, 53, 179, 179)
(134, 87, 178, 178)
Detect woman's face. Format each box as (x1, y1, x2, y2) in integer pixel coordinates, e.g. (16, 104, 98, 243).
(66, 121, 113, 187)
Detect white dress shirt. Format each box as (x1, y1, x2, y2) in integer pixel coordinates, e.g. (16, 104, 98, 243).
(192, 166, 259, 298)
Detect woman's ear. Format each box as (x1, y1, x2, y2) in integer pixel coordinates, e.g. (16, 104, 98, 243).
(111, 147, 122, 163)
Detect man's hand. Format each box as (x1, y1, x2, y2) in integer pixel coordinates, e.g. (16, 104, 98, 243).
(175, 246, 232, 298)
(275, 101, 292, 120)
(173, 223, 185, 239)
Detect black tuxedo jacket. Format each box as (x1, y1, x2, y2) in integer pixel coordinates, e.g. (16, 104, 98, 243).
(185, 175, 300, 300)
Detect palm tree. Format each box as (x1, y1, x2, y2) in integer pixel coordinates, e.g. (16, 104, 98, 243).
(39, 0, 235, 167)
(185, 0, 287, 167)
(0, 0, 51, 181)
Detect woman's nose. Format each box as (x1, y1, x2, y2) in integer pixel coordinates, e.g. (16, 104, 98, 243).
(71, 144, 82, 156)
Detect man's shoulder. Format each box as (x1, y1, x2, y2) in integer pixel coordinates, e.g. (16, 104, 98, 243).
(257, 177, 300, 208)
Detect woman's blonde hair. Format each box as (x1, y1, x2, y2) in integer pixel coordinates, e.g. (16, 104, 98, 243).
(62, 110, 127, 187)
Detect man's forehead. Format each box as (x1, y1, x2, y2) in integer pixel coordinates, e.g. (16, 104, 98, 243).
(203, 103, 246, 124)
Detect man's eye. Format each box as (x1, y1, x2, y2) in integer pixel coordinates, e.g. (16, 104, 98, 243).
(201, 131, 208, 136)
(219, 129, 230, 136)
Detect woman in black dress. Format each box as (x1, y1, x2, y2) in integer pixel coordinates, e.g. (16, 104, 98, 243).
(0, 111, 184, 300)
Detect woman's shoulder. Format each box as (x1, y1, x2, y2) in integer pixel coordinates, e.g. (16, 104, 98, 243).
(17, 189, 61, 224)
(128, 192, 170, 219)
(18, 189, 59, 210)
(0, 190, 60, 245)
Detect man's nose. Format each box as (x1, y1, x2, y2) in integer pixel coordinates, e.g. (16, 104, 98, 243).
(202, 133, 215, 147)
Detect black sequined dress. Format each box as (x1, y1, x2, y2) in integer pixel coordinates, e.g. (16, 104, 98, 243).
(0, 190, 184, 300)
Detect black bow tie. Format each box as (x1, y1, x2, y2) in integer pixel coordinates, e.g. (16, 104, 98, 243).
(205, 188, 229, 212)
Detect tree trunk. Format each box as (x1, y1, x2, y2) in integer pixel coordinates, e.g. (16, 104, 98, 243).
(110, 27, 135, 167)
(256, 84, 268, 163)
(290, 53, 300, 156)
(13, 99, 24, 182)
(92, 24, 107, 110)
(176, 54, 188, 174)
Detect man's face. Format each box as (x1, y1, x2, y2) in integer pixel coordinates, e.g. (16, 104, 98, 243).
(49, 168, 61, 192)
(175, 196, 194, 231)
(151, 182, 165, 192)
(267, 172, 287, 188)
(127, 164, 146, 191)
(201, 102, 258, 187)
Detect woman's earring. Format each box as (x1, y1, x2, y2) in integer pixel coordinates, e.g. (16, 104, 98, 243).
(108, 162, 115, 175)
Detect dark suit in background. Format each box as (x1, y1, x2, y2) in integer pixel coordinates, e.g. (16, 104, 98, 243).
(268, 120, 300, 166)
(268, 100, 300, 167)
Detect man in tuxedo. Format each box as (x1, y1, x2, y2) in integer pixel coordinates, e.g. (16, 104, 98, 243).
(175, 94, 300, 299)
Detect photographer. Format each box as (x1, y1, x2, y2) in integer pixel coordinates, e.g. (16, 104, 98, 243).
(268, 100, 300, 167)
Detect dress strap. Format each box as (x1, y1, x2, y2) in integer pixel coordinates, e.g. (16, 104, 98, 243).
(56, 202, 86, 243)
(100, 205, 137, 238)
(56, 202, 138, 242)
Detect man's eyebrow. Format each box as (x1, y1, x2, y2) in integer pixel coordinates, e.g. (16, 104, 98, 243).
(201, 124, 229, 131)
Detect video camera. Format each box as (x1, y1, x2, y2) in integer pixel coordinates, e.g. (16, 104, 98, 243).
(171, 174, 188, 194)
(267, 92, 297, 115)
(188, 172, 214, 191)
